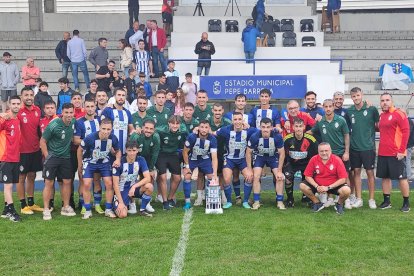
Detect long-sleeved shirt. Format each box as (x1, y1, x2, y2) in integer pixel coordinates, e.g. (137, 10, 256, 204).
(378, 106, 410, 156)
(88, 46, 108, 68)
(0, 61, 20, 90)
(67, 35, 87, 63)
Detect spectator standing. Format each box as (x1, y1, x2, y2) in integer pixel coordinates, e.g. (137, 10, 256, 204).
(56, 77, 75, 115)
(174, 88, 185, 116)
(95, 60, 123, 96)
(143, 20, 152, 52)
(89, 38, 109, 71)
(164, 60, 179, 93)
(124, 68, 137, 104)
(162, 0, 175, 36)
(241, 19, 260, 64)
(67, 29, 90, 91)
(128, 0, 140, 29)
(149, 20, 167, 77)
(129, 23, 145, 50)
(156, 74, 169, 91)
(181, 73, 197, 105)
(133, 39, 153, 81)
(21, 57, 40, 88)
(118, 39, 133, 77)
(55, 32, 72, 78)
(194, 32, 215, 76)
(0, 52, 20, 112)
(406, 118, 414, 180)
(125, 21, 140, 45)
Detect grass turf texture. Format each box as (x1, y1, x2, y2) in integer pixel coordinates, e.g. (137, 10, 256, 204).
(0, 191, 413, 275)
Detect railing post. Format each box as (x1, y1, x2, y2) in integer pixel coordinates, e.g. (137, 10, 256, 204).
(253, 59, 256, 75)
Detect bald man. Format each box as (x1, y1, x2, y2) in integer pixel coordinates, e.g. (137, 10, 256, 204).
(194, 32, 215, 76)
(55, 32, 72, 78)
(21, 58, 40, 88)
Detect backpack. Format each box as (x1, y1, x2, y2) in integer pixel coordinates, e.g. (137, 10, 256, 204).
(225, 20, 239, 32)
(300, 19, 314, 32)
(208, 19, 222, 32)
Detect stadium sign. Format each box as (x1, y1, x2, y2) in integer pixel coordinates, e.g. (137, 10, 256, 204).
(200, 75, 307, 99)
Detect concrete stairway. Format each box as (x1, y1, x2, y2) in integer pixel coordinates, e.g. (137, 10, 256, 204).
(324, 30, 414, 110)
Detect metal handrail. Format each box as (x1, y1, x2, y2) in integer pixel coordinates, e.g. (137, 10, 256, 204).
(170, 58, 343, 75)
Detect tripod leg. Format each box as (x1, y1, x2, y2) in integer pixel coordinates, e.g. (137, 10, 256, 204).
(235, 0, 241, 16)
(224, 0, 231, 16)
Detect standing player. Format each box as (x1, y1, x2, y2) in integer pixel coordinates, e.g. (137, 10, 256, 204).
(283, 118, 318, 207)
(377, 93, 410, 212)
(249, 89, 282, 132)
(129, 119, 160, 213)
(301, 91, 325, 121)
(96, 89, 109, 116)
(101, 88, 134, 154)
(40, 103, 77, 220)
(333, 91, 351, 129)
(347, 87, 379, 209)
(112, 141, 153, 218)
(0, 96, 22, 222)
(146, 90, 172, 130)
(215, 112, 257, 209)
(182, 120, 218, 210)
(156, 115, 187, 210)
(16, 87, 43, 215)
(74, 99, 103, 213)
(224, 94, 251, 124)
(181, 103, 199, 133)
(78, 118, 121, 219)
(131, 96, 151, 131)
(246, 118, 285, 210)
(193, 90, 212, 121)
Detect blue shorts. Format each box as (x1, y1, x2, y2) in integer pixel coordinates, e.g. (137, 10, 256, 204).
(83, 162, 112, 178)
(114, 188, 143, 209)
(253, 155, 279, 170)
(223, 157, 247, 171)
(189, 158, 213, 175)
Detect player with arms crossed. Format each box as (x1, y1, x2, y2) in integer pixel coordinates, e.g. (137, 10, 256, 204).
(246, 118, 286, 210)
(182, 120, 218, 210)
(78, 118, 121, 219)
(112, 141, 153, 218)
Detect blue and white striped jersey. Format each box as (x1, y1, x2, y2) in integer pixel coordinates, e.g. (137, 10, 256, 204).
(101, 107, 132, 154)
(216, 125, 257, 159)
(112, 156, 149, 192)
(185, 133, 218, 161)
(75, 116, 100, 139)
(133, 50, 150, 77)
(248, 131, 284, 157)
(81, 132, 119, 164)
(224, 111, 251, 125)
(249, 107, 281, 129)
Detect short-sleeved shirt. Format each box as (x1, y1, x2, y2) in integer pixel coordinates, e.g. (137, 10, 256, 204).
(132, 112, 151, 129)
(158, 129, 187, 154)
(378, 107, 410, 156)
(193, 105, 212, 121)
(248, 131, 284, 157)
(185, 133, 218, 161)
(224, 111, 250, 125)
(284, 133, 318, 167)
(249, 106, 281, 129)
(42, 118, 76, 158)
(311, 115, 349, 155)
(181, 117, 199, 133)
(40, 115, 58, 134)
(300, 106, 325, 119)
(75, 116, 100, 139)
(209, 117, 232, 156)
(146, 106, 171, 130)
(81, 131, 119, 164)
(129, 132, 160, 171)
(101, 107, 132, 154)
(281, 111, 315, 135)
(112, 156, 149, 192)
(17, 105, 41, 153)
(347, 103, 379, 151)
(216, 125, 257, 159)
(334, 107, 351, 129)
(304, 154, 348, 186)
(0, 117, 21, 162)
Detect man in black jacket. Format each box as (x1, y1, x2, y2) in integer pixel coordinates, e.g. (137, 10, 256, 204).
(194, 32, 215, 76)
(55, 32, 71, 78)
(128, 0, 139, 29)
(406, 118, 414, 180)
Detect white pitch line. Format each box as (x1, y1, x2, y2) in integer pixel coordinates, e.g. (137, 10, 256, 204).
(169, 209, 194, 276)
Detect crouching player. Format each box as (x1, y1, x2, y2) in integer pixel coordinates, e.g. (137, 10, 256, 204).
(246, 118, 286, 210)
(77, 118, 121, 219)
(299, 143, 351, 215)
(182, 120, 218, 210)
(112, 141, 153, 218)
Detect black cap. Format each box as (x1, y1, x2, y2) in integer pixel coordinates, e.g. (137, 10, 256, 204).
(3, 52, 12, 57)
